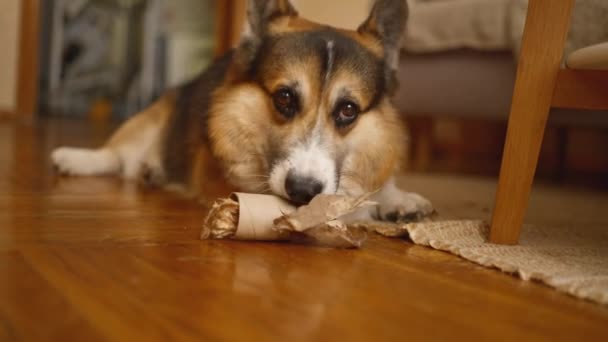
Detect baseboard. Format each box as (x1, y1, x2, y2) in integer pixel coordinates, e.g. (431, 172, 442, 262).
(0, 108, 15, 118)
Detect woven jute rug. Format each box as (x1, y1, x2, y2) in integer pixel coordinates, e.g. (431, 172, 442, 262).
(375, 220, 608, 305)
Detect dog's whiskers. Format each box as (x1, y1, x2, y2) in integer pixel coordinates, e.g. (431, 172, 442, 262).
(238, 179, 272, 193)
(246, 174, 270, 179)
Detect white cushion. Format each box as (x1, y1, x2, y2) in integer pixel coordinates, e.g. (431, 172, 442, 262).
(567, 42, 608, 71)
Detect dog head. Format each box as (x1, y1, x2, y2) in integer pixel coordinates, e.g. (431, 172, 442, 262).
(209, 0, 408, 203)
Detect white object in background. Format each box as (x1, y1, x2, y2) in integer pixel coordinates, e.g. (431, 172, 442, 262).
(166, 35, 213, 88)
(567, 42, 608, 71)
(164, 0, 214, 88)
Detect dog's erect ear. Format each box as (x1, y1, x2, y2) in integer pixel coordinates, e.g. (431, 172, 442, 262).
(358, 0, 408, 73)
(244, 0, 297, 40)
(234, 0, 298, 73)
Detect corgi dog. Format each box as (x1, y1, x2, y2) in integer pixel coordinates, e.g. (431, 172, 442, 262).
(52, 0, 433, 222)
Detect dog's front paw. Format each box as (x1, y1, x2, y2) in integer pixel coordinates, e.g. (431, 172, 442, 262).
(377, 192, 434, 223)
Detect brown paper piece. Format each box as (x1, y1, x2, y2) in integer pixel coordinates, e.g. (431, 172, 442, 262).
(360, 215, 437, 238)
(292, 222, 369, 248)
(365, 221, 411, 238)
(273, 193, 376, 232)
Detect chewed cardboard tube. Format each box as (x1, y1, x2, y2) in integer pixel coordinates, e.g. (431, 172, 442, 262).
(232, 193, 296, 240)
(201, 193, 375, 248)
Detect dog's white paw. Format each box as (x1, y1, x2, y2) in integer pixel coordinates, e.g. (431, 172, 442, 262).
(52, 147, 119, 176)
(377, 191, 434, 223)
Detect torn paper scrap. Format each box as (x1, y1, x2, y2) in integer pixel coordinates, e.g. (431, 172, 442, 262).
(273, 193, 376, 232)
(363, 221, 411, 238)
(289, 222, 369, 248)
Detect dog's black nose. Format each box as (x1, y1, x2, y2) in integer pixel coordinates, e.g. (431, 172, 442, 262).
(285, 173, 324, 204)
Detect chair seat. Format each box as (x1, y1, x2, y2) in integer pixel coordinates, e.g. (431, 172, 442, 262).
(566, 42, 608, 71)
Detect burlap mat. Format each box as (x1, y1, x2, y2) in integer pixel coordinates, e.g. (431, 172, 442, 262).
(381, 220, 608, 305)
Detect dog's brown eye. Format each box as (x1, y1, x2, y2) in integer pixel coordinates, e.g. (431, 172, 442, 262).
(334, 101, 360, 127)
(273, 88, 299, 119)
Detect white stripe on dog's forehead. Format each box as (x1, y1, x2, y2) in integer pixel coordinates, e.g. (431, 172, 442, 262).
(325, 40, 335, 83)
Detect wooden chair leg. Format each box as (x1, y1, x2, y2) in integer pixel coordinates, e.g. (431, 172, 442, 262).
(490, 0, 575, 244)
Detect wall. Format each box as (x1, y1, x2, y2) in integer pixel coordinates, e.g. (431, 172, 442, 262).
(293, 0, 371, 30)
(0, 0, 21, 113)
(229, 0, 372, 47)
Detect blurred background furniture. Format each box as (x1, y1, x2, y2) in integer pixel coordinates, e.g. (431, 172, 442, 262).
(393, 0, 608, 190)
(37, 0, 216, 119)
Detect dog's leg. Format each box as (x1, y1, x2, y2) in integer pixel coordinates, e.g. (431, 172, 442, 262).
(340, 177, 433, 223)
(373, 177, 434, 222)
(52, 94, 173, 181)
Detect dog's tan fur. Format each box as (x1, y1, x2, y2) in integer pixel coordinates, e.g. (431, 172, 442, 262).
(106, 92, 175, 178)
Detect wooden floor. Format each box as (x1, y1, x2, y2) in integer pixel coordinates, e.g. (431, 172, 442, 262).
(1, 119, 608, 341)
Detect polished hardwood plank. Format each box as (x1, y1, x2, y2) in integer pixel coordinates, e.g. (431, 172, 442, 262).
(1, 119, 608, 341)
